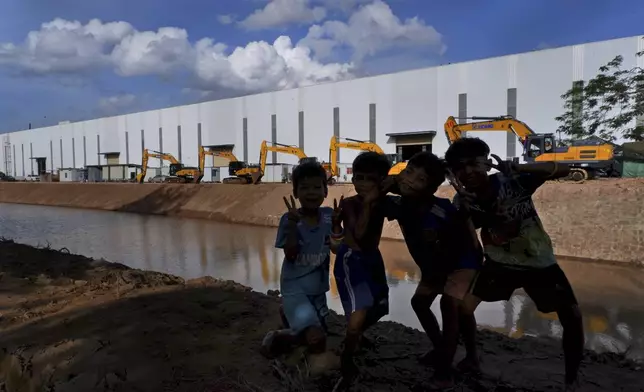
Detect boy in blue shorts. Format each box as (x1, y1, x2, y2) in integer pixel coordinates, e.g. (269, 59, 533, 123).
(444, 137, 584, 391)
(382, 151, 483, 388)
(261, 161, 343, 373)
(333, 152, 392, 382)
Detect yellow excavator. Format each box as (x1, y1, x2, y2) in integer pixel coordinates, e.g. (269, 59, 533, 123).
(216, 141, 317, 185)
(259, 141, 320, 175)
(444, 115, 618, 182)
(324, 136, 407, 184)
(136, 149, 200, 183)
(197, 145, 262, 184)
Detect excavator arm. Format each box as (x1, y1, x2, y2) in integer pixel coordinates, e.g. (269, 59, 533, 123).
(442, 115, 619, 183)
(136, 149, 193, 183)
(198, 146, 239, 174)
(198, 145, 247, 184)
(444, 115, 537, 145)
(259, 141, 309, 173)
(326, 136, 404, 179)
(136, 149, 151, 183)
(327, 136, 384, 178)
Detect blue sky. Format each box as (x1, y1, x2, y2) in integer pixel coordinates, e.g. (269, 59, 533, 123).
(0, 0, 641, 133)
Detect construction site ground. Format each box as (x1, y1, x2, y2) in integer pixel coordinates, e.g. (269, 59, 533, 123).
(0, 240, 642, 392)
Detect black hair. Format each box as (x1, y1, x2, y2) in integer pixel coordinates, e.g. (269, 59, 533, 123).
(292, 160, 328, 193)
(352, 151, 391, 178)
(407, 151, 446, 179)
(444, 137, 491, 166)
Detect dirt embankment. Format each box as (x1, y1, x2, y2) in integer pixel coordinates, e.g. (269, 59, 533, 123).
(0, 179, 643, 265)
(0, 241, 642, 392)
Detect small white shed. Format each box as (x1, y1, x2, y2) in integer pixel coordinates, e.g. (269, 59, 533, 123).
(59, 168, 85, 182)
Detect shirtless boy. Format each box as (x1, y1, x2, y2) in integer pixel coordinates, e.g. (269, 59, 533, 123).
(333, 151, 392, 381)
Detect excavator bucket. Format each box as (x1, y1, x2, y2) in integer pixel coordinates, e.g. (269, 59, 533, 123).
(250, 171, 263, 184)
(389, 162, 407, 175)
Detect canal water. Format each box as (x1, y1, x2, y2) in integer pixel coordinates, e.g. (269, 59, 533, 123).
(1, 203, 643, 361)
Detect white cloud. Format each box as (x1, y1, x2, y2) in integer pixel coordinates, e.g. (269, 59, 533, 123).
(0, 18, 132, 73)
(194, 36, 352, 91)
(0, 17, 353, 94)
(300, 0, 445, 62)
(317, 0, 372, 13)
(217, 14, 236, 25)
(239, 0, 327, 30)
(110, 27, 193, 76)
(0, 2, 445, 97)
(98, 94, 137, 114)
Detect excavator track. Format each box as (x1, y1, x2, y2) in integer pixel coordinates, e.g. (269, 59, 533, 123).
(222, 177, 248, 185)
(164, 177, 186, 184)
(568, 168, 589, 183)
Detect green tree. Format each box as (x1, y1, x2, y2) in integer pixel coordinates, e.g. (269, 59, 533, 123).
(555, 40, 644, 142)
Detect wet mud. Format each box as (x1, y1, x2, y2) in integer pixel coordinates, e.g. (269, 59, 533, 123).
(0, 240, 642, 391)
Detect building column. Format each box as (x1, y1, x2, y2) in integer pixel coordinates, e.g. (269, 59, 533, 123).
(333, 107, 340, 162)
(507, 88, 517, 158)
(242, 118, 248, 162)
(458, 93, 467, 137)
(369, 103, 376, 143)
(271, 114, 277, 164)
(298, 111, 304, 150)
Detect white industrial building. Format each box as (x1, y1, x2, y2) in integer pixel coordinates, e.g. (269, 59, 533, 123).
(1, 35, 642, 181)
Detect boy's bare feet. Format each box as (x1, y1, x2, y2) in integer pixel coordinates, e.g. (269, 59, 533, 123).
(426, 375, 455, 390)
(563, 380, 580, 392)
(333, 358, 359, 392)
(260, 331, 278, 359)
(358, 335, 376, 351)
(308, 351, 340, 376)
(418, 349, 440, 366)
(456, 356, 481, 375)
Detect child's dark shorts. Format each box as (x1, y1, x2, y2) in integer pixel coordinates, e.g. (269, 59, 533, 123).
(334, 245, 389, 319)
(471, 260, 578, 313)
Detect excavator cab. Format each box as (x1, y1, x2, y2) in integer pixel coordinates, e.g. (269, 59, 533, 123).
(384, 153, 400, 165)
(168, 163, 185, 176)
(299, 157, 319, 165)
(522, 134, 556, 162)
(228, 161, 248, 176)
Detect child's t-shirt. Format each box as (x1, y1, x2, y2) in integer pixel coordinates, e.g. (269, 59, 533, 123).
(384, 196, 482, 276)
(275, 207, 333, 296)
(454, 172, 556, 269)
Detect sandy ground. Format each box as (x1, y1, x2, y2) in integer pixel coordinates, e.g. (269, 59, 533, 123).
(0, 240, 642, 392)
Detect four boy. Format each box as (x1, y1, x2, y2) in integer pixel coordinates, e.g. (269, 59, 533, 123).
(264, 137, 583, 390)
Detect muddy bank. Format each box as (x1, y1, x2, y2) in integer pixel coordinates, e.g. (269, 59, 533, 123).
(0, 179, 643, 265)
(0, 241, 642, 391)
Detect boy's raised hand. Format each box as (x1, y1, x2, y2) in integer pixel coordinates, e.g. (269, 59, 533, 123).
(447, 169, 475, 211)
(488, 154, 518, 175)
(380, 175, 398, 194)
(332, 195, 344, 227)
(283, 195, 301, 223)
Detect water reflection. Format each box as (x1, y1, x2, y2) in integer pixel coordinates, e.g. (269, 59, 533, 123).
(1, 203, 643, 360)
